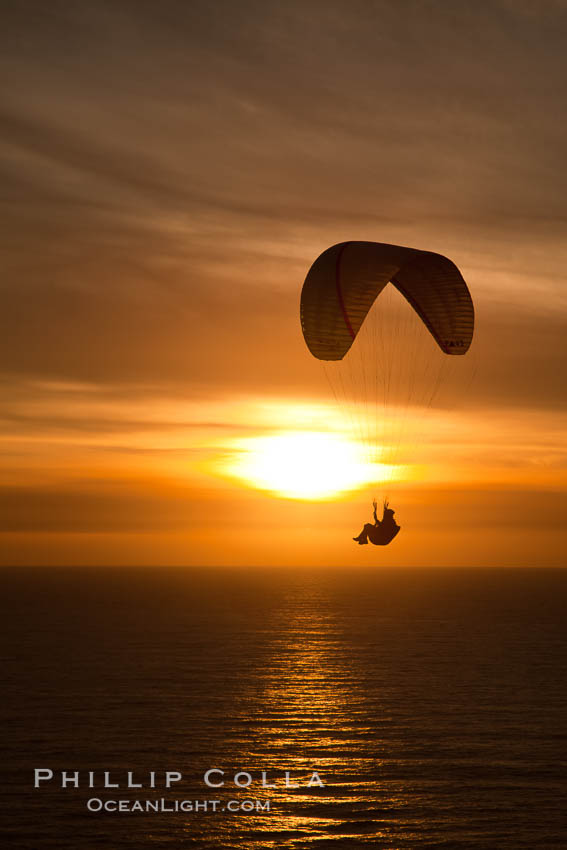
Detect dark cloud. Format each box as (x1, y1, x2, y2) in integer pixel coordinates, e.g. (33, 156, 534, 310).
(2, 478, 565, 534)
(0, 480, 205, 533)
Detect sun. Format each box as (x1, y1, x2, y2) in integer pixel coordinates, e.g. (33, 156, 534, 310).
(222, 431, 391, 500)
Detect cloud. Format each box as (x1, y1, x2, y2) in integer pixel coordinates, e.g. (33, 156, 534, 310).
(1, 270, 566, 411)
(1, 477, 565, 537)
(0, 478, 209, 533)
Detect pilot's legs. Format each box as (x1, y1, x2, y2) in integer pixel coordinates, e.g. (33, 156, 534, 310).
(353, 523, 373, 545)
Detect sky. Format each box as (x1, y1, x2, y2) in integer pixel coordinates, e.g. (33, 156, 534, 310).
(1, 0, 566, 566)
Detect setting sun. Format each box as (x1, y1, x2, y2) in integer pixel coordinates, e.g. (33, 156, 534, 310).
(221, 431, 395, 499)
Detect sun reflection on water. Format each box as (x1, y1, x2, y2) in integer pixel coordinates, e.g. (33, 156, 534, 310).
(209, 579, 399, 847)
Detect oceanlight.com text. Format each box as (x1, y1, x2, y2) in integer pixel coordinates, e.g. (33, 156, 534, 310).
(86, 797, 271, 813)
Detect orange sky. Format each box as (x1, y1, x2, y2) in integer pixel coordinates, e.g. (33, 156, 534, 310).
(1, 1, 566, 566)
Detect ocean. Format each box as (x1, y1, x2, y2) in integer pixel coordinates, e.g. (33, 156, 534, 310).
(2, 566, 566, 848)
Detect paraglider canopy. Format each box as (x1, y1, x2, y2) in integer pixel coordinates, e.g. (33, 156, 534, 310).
(300, 241, 474, 361)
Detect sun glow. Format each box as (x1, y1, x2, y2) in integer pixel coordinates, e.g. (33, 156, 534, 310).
(222, 431, 394, 499)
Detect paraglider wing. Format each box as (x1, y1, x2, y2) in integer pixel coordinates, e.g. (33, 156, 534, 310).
(300, 241, 474, 360)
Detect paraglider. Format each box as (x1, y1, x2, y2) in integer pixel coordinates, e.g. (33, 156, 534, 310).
(353, 499, 400, 546)
(300, 240, 475, 545)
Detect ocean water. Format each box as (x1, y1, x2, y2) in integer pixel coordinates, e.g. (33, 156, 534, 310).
(1, 566, 566, 849)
